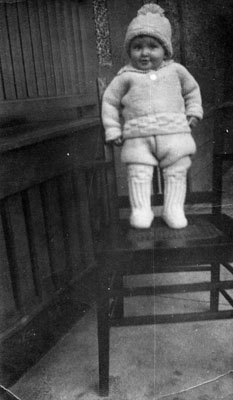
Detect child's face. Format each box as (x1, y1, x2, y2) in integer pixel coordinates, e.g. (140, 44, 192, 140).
(130, 36, 165, 71)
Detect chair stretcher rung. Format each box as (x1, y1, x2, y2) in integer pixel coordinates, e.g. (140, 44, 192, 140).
(110, 310, 233, 327)
(118, 265, 211, 276)
(152, 265, 211, 273)
(111, 280, 233, 297)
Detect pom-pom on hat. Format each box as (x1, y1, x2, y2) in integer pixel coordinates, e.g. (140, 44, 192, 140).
(124, 4, 173, 58)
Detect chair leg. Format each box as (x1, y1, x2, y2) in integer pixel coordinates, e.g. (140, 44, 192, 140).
(210, 263, 220, 312)
(96, 266, 110, 397)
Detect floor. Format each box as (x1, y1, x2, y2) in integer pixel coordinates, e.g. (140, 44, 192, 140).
(10, 179, 233, 400)
(10, 268, 233, 400)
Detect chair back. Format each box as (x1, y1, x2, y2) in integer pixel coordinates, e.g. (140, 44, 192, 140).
(95, 77, 120, 225)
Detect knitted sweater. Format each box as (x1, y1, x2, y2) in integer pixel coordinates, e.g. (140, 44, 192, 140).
(102, 60, 203, 141)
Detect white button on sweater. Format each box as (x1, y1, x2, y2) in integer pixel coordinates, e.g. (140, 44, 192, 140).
(150, 73, 157, 81)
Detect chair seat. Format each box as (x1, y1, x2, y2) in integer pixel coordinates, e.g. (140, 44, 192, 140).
(95, 213, 233, 272)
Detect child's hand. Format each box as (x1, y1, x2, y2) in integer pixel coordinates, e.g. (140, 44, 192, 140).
(114, 137, 124, 146)
(188, 116, 199, 129)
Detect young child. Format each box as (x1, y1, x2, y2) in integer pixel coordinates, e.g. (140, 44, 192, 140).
(102, 4, 203, 229)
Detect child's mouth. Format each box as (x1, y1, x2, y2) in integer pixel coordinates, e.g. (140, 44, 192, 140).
(139, 60, 151, 68)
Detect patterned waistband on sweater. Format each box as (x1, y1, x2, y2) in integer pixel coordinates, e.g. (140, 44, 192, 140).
(123, 113, 191, 138)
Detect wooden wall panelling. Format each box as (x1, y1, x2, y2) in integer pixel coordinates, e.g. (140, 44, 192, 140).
(0, 123, 101, 384)
(27, 0, 47, 97)
(0, 5, 16, 100)
(55, 0, 73, 94)
(57, 172, 84, 281)
(0, 141, 67, 200)
(2, 194, 38, 314)
(37, 0, 56, 97)
(63, 0, 81, 94)
(0, 0, 98, 112)
(40, 179, 68, 290)
(17, 1, 38, 98)
(72, 170, 95, 270)
(47, 0, 65, 96)
(71, 0, 86, 93)
(6, 3, 27, 99)
(22, 186, 54, 302)
(0, 211, 18, 333)
(0, 94, 96, 123)
(78, 0, 98, 91)
(0, 124, 100, 200)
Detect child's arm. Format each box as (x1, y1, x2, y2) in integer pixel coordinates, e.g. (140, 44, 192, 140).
(102, 74, 128, 143)
(177, 64, 203, 122)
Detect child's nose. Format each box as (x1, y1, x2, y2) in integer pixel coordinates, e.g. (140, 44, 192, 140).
(141, 46, 150, 56)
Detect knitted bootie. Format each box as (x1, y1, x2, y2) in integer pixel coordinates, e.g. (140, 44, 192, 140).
(162, 172, 188, 229)
(128, 164, 154, 229)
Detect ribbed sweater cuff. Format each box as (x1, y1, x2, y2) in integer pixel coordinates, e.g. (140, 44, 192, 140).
(105, 127, 122, 142)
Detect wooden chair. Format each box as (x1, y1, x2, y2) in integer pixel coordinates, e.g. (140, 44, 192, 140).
(92, 78, 233, 396)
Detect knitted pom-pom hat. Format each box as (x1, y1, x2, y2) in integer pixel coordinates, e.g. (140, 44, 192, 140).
(124, 4, 173, 58)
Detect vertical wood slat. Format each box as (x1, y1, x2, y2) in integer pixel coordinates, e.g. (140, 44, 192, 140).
(37, 0, 56, 97)
(57, 173, 84, 281)
(63, 0, 80, 94)
(71, 1, 86, 93)
(17, 1, 38, 98)
(46, 0, 65, 95)
(0, 5, 16, 99)
(0, 210, 18, 332)
(22, 186, 54, 302)
(2, 194, 38, 313)
(40, 179, 68, 290)
(6, 3, 27, 99)
(55, 0, 72, 94)
(73, 169, 95, 269)
(0, 0, 98, 101)
(78, 1, 98, 90)
(0, 68, 4, 101)
(27, 0, 47, 97)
